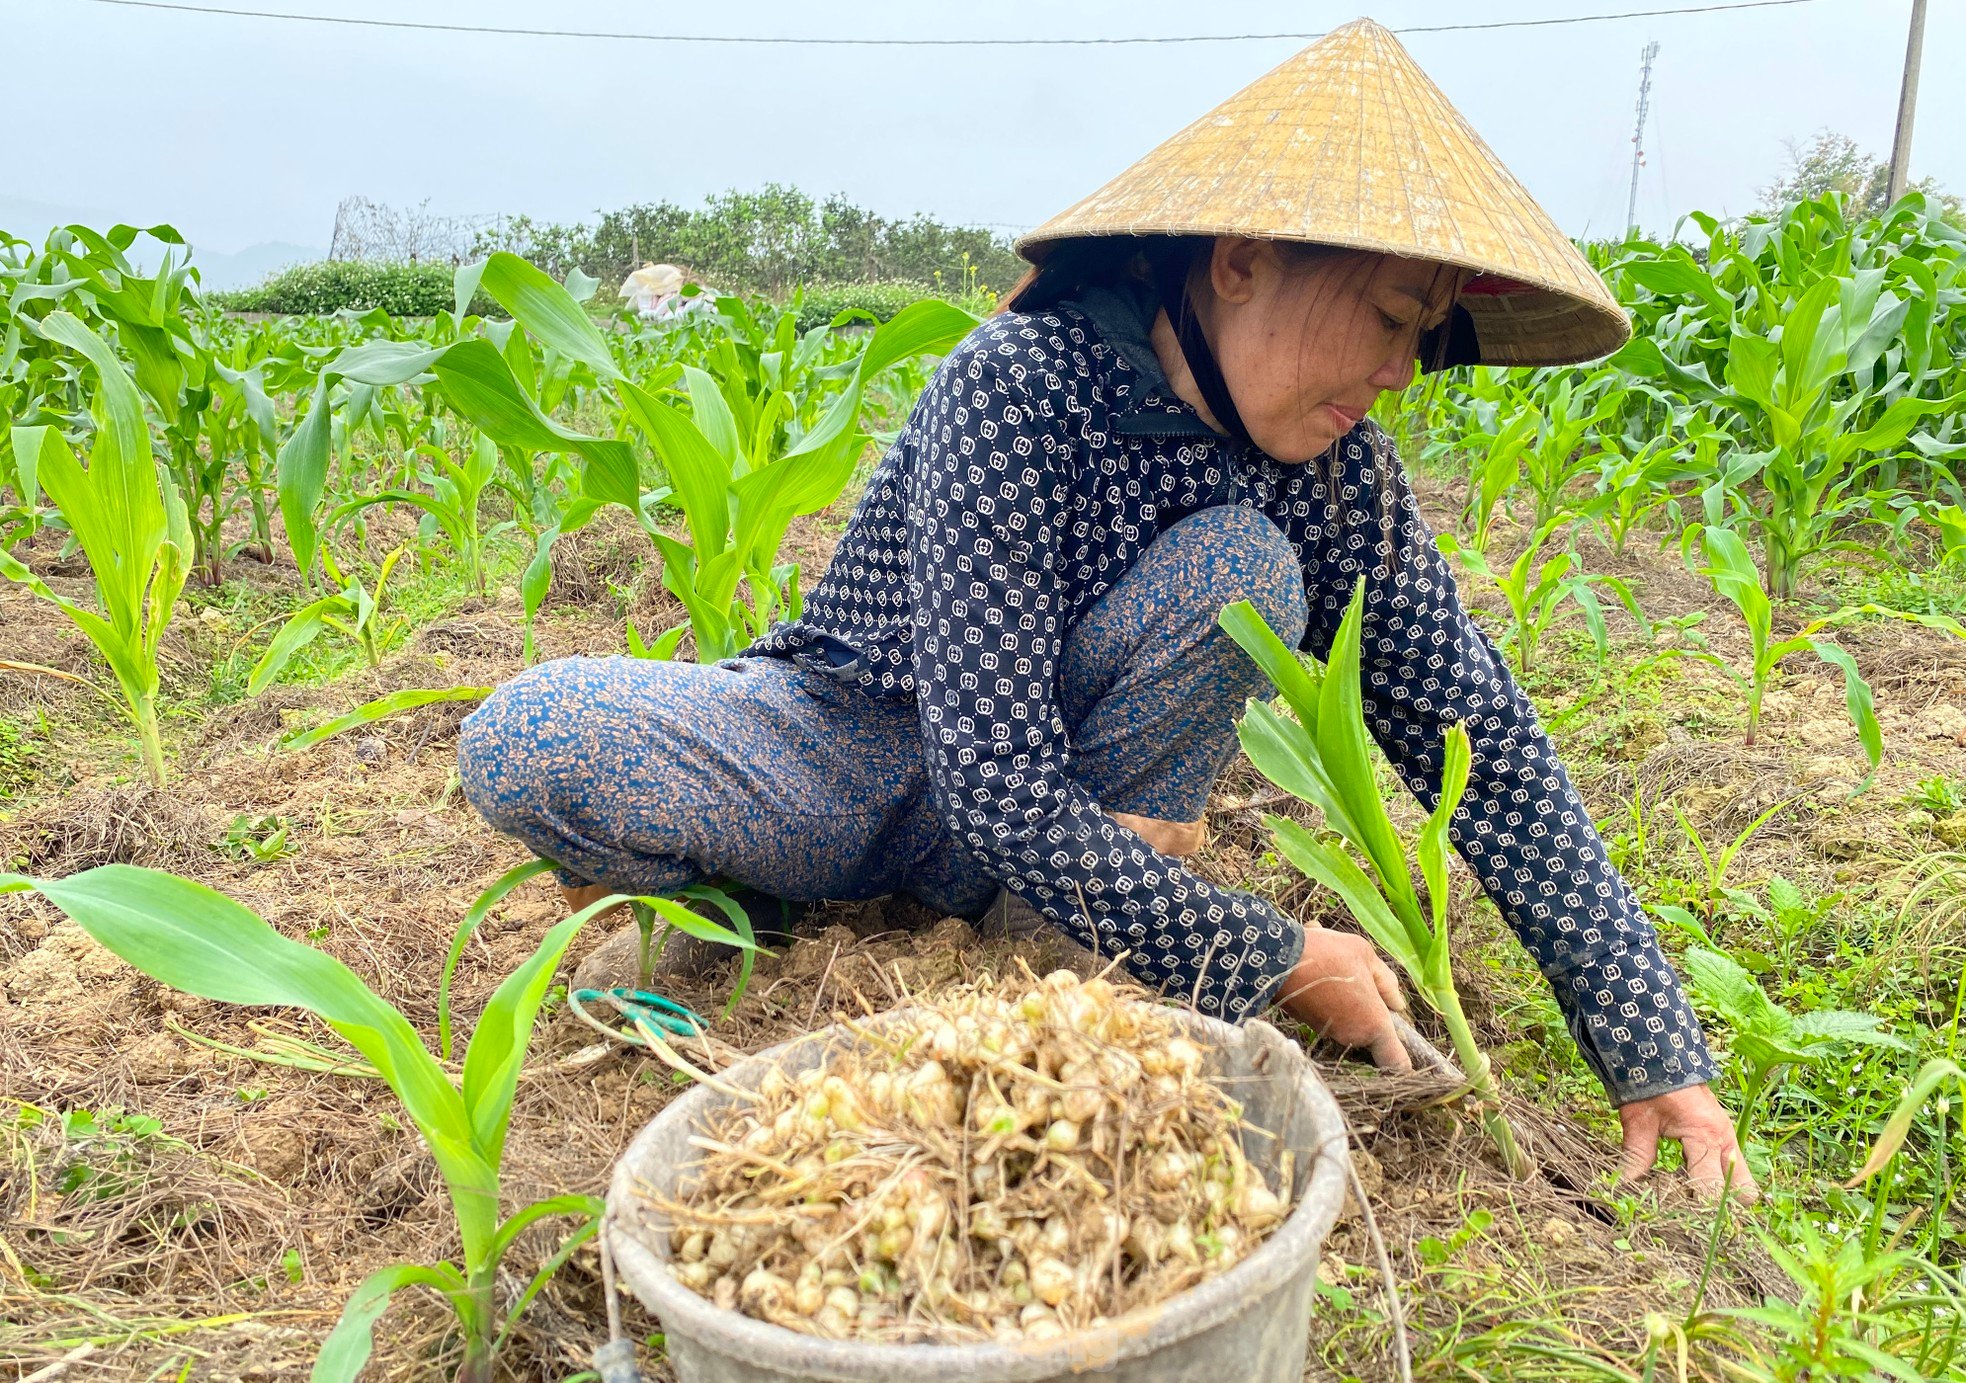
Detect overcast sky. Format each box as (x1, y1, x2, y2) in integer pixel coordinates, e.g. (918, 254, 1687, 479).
(7, 0, 1961, 273)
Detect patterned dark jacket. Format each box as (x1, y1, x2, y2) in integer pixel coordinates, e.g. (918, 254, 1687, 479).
(750, 286, 1716, 1104)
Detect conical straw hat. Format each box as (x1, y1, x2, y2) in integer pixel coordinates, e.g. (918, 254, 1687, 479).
(1017, 18, 1628, 367)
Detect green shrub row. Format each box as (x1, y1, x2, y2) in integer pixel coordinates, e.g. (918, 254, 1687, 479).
(790, 280, 998, 332)
(211, 260, 498, 318)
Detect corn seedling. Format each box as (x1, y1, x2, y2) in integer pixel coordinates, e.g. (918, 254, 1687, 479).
(0, 313, 190, 785)
(1715, 272, 1963, 598)
(1672, 795, 1791, 928)
(0, 862, 757, 1383)
(1519, 372, 1624, 529)
(1220, 584, 1531, 1178)
(1437, 516, 1645, 676)
(329, 434, 502, 595)
(1682, 946, 1905, 1148)
(610, 302, 975, 662)
(247, 543, 408, 692)
(1682, 525, 1881, 784)
(1581, 431, 1702, 555)
(1461, 396, 1536, 555)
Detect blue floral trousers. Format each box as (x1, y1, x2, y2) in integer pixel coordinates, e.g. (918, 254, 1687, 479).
(458, 506, 1306, 923)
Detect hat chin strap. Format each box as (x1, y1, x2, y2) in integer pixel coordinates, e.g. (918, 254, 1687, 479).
(1145, 243, 1253, 450)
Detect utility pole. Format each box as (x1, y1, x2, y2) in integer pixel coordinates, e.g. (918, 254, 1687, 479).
(1626, 41, 1660, 239)
(1886, 0, 1928, 207)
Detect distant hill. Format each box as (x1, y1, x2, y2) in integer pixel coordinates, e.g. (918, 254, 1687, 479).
(0, 195, 325, 291)
(188, 241, 329, 290)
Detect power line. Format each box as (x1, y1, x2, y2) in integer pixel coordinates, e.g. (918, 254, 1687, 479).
(65, 0, 1834, 47)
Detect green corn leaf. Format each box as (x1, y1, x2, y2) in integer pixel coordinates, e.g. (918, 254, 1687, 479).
(312, 1261, 466, 1383)
(1218, 599, 1323, 733)
(1235, 700, 1335, 817)
(1265, 816, 1420, 967)
(683, 365, 743, 466)
(1698, 526, 1772, 654)
(438, 858, 559, 1061)
(484, 1195, 606, 1282)
(460, 897, 619, 1166)
(615, 379, 733, 557)
(0, 546, 149, 710)
(1826, 391, 1966, 468)
(473, 253, 622, 382)
(281, 686, 492, 751)
(641, 893, 758, 950)
(30, 311, 148, 470)
(12, 424, 151, 638)
(674, 883, 761, 1017)
(731, 438, 860, 556)
(452, 258, 487, 326)
(859, 299, 978, 378)
(1723, 332, 1780, 415)
(1802, 639, 1882, 792)
(327, 339, 450, 386)
(277, 379, 334, 581)
(4, 865, 485, 1195)
(248, 594, 346, 695)
(796, 301, 976, 460)
(1416, 725, 1471, 950)
(520, 525, 563, 663)
(1316, 582, 1414, 913)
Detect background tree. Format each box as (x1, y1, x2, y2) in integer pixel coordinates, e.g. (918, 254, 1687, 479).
(1760, 131, 1961, 220)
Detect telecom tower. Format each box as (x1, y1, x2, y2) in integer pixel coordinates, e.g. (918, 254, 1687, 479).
(1626, 41, 1659, 240)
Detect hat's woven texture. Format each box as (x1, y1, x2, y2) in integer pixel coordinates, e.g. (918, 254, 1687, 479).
(1018, 18, 1629, 366)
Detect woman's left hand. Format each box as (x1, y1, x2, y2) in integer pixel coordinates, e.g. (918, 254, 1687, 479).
(1618, 1084, 1760, 1203)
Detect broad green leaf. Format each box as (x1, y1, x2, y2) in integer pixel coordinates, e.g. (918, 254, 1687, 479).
(282, 686, 492, 751)
(9, 865, 483, 1197)
(474, 253, 622, 382)
(248, 594, 345, 695)
(1266, 816, 1420, 967)
(1683, 947, 1788, 1037)
(1788, 1009, 1906, 1048)
(312, 1261, 466, 1383)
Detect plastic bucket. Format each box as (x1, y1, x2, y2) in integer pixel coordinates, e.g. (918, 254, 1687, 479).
(605, 1009, 1350, 1383)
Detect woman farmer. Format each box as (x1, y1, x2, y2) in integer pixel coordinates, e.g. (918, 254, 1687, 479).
(460, 20, 1752, 1196)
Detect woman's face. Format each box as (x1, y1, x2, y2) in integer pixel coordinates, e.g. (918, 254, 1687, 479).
(1197, 240, 1456, 464)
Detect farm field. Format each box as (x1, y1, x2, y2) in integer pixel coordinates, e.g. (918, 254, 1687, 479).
(5, 190, 1966, 1381)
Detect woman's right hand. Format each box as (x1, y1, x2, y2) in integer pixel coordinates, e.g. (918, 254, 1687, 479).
(1276, 927, 1413, 1070)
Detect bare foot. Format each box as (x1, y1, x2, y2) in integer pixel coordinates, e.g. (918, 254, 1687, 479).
(1112, 811, 1207, 856)
(561, 881, 628, 921)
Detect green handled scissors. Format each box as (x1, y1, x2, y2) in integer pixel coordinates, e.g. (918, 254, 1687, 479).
(569, 986, 707, 1042)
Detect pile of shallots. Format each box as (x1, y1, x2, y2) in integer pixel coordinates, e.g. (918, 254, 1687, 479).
(648, 967, 1291, 1345)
